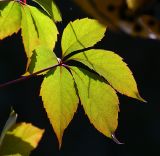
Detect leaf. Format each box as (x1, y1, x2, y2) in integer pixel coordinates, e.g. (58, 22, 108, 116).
(28, 45, 58, 74)
(71, 67, 119, 138)
(32, 0, 62, 22)
(0, 123, 44, 156)
(40, 66, 79, 146)
(29, 5, 58, 50)
(21, 5, 58, 65)
(21, 5, 39, 61)
(0, 1, 21, 39)
(69, 49, 145, 101)
(61, 18, 106, 57)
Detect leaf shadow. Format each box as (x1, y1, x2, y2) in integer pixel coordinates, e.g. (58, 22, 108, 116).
(0, 134, 34, 156)
(0, 1, 10, 12)
(28, 50, 37, 73)
(69, 60, 109, 84)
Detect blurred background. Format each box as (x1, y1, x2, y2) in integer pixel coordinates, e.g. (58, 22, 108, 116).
(0, 0, 160, 155)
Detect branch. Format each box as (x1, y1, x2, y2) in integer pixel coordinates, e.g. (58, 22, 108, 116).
(0, 64, 59, 89)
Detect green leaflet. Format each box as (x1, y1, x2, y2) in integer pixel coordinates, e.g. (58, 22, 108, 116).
(0, 1, 21, 39)
(71, 67, 119, 138)
(21, 5, 39, 61)
(69, 49, 145, 101)
(61, 18, 106, 57)
(29, 5, 58, 50)
(32, 0, 62, 22)
(28, 45, 58, 74)
(0, 123, 44, 156)
(21, 4, 58, 65)
(40, 66, 79, 146)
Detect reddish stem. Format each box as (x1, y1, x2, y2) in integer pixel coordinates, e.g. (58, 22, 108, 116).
(22, 0, 26, 4)
(0, 64, 59, 89)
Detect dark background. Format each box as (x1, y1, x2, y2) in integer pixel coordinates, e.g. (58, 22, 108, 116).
(0, 0, 160, 156)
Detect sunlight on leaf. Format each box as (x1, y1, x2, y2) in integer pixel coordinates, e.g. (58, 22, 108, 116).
(21, 4, 58, 67)
(0, 1, 21, 39)
(32, 0, 62, 22)
(71, 67, 119, 138)
(0, 123, 44, 156)
(21, 5, 39, 62)
(61, 18, 106, 57)
(28, 45, 58, 74)
(29, 5, 58, 50)
(69, 49, 145, 101)
(40, 66, 79, 146)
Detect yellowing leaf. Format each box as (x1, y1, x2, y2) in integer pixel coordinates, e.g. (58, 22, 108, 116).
(40, 66, 79, 146)
(29, 5, 58, 51)
(71, 67, 119, 138)
(21, 5, 39, 61)
(0, 1, 21, 39)
(0, 123, 44, 156)
(28, 45, 58, 74)
(69, 49, 145, 101)
(32, 0, 62, 22)
(61, 18, 106, 57)
(21, 5, 58, 66)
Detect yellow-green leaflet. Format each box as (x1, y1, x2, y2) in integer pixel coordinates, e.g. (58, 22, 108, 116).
(29, 5, 58, 50)
(32, 0, 62, 22)
(69, 49, 145, 101)
(61, 18, 106, 57)
(40, 66, 79, 147)
(28, 45, 58, 74)
(71, 67, 119, 138)
(0, 123, 44, 156)
(0, 1, 21, 39)
(21, 5, 39, 60)
(21, 5, 58, 66)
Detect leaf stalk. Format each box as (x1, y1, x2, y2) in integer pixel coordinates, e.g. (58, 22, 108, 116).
(0, 64, 59, 89)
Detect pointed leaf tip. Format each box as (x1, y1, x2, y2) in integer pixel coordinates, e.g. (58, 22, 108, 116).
(111, 133, 124, 145)
(135, 93, 147, 103)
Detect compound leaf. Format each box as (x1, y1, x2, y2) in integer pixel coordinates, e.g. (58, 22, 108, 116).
(69, 49, 145, 101)
(32, 0, 62, 22)
(61, 18, 106, 57)
(40, 66, 79, 146)
(28, 45, 58, 74)
(0, 123, 44, 156)
(71, 67, 119, 138)
(0, 1, 21, 39)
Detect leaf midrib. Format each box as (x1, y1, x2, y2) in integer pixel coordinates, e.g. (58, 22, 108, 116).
(63, 24, 104, 56)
